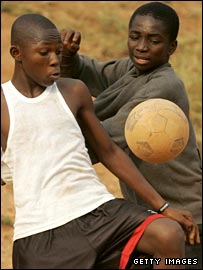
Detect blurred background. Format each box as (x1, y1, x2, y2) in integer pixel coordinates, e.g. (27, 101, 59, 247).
(1, 1, 202, 269)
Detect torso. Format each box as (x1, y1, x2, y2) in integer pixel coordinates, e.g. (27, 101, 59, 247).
(1, 78, 86, 152)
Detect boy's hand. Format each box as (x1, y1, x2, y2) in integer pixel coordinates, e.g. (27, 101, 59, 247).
(163, 207, 200, 245)
(61, 29, 81, 57)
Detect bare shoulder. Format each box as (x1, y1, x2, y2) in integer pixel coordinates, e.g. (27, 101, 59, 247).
(56, 78, 92, 115)
(57, 77, 89, 95)
(57, 78, 91, 104)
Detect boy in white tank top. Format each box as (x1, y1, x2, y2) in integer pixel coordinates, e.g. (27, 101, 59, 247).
(1, 13, 200, 269)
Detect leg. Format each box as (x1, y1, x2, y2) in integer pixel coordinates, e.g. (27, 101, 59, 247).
(135, 218, 185, 269)
(92, 199, 184, 269)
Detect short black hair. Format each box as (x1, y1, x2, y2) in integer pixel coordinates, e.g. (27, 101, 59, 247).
(11, 13, 58, 46)
(129, 2, 179, 41)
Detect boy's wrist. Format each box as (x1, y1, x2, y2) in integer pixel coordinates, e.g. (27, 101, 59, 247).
(157, 202, 170, 213)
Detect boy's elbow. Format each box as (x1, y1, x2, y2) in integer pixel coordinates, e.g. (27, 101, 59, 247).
(97, 141, 119, 163)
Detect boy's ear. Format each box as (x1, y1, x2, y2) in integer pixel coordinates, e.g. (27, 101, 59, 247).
(10, 45, 22, 62)
(168, 40, 178, 56)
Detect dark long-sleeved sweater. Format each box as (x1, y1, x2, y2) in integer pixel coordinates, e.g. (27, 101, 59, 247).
(61, 55, 202, 224)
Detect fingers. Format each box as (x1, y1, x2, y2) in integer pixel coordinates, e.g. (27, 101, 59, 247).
(181, 211, 201, 245)
(188, 225, 195, 245)
(72, 31, 81, 44)
(61, 29, 81, 45)
(167, 208, 200, 245)
(60, 29, 81, 56)
(186, 223, 201, 245)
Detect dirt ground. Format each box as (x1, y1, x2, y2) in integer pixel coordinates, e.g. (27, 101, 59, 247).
(1, 1, 202, 269)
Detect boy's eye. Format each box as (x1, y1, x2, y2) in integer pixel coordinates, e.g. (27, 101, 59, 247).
(150, 40, 160, 44)
(129, 35, 139, 40)
(39, 51, 48, 56)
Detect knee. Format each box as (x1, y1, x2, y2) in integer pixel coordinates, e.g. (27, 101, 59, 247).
(161, 219, 184, 242)
(156, 218, 185, 250)
(136, 217, 185, 257)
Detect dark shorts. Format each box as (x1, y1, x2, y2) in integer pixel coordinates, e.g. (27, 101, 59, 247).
(13, 198, 164, 269)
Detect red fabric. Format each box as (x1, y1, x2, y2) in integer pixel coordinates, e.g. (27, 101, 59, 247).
(119, 214, 165, 269)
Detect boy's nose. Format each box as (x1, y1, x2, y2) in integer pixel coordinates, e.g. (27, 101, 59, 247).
(136, 38, 148, 51)
(50, 53, 61, 66)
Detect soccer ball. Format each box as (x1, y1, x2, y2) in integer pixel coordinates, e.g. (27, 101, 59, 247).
(124, 98, 189, 163)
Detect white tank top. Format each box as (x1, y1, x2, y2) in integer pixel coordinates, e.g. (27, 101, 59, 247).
(1, 80, 115, 241)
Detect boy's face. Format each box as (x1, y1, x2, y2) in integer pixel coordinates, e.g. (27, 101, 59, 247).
(128, 15, 177, 74)
(17, 28, 62, 87)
